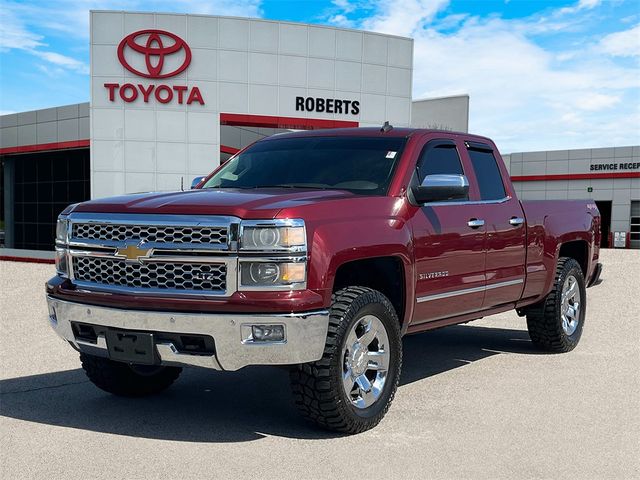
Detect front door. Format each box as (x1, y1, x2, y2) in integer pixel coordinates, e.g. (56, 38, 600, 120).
(410, 138, 486, 324)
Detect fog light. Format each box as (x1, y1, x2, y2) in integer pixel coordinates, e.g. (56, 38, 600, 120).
(55, 248, 68, 276)
(241, 324, 286, 343)
(239, 261, 306, 288)
(250, 263, 280, 284)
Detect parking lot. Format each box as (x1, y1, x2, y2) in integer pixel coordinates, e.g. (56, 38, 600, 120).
(1, 249, 638, 479)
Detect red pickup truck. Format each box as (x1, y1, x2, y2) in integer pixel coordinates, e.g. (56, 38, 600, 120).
(47, 127, 602, 433)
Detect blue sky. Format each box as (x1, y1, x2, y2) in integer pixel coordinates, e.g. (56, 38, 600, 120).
(0, 0, 638, 152)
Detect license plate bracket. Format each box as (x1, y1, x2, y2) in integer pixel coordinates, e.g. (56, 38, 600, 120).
(106, 329, 157, 365)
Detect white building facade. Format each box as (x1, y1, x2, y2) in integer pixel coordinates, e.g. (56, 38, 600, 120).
(90, 11, 414, 198)
(504, 147, 640, 249)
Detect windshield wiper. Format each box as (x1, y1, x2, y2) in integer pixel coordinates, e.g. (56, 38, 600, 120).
(249, 184, 329, 189)
(203, 184, 329, 190)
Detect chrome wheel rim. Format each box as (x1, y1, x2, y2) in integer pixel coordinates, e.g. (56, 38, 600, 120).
(341, 314, 390, 409)
(561, 275, 581, 336)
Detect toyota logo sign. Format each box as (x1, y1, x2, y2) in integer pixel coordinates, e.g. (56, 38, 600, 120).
(117, 29, 191, 78)
(106, 29, 204, 105)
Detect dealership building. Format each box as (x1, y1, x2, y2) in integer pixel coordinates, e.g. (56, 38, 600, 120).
(0, 11, 638, 254)
(504, 149, 640, 249)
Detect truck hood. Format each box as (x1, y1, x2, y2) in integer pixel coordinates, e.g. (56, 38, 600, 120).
(69, 188, 358, 218)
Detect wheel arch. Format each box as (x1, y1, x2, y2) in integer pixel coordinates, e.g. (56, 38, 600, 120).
(332, 255, 410, 328)
(557, 239, 589, 276)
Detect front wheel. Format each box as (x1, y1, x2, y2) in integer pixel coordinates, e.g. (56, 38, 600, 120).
(290, 286, 402, 434)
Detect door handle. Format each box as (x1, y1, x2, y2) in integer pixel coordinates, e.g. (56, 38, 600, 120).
(509, 216, 525, 227)
(467, 218, 485, 228)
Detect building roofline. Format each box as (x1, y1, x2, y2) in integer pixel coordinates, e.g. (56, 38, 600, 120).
(412, 94, 470, 103)
(89, 10, 415, 41)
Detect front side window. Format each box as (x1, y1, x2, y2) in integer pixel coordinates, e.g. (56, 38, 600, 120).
(416, 141, 468, 202)
(417, 142, 464, 182)
(467, 148, 507, 201)
(202, 136, 407, 196)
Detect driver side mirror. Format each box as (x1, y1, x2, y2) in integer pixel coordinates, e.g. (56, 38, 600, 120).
(191, 176, 206, 189)
(410, 174, 469, 205)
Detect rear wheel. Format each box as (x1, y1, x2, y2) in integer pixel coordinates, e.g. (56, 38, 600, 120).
(526, 257, 586, 352)
(80, 353, 182, 397)
(290, 286, 402, 434)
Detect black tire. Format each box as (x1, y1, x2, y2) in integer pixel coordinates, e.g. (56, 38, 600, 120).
(526, 257, 586, 352)
(80, 352, 182, 397)
(290, 286, 402, 434)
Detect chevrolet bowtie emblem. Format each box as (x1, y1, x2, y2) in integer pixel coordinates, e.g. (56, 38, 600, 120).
(115, 242, 151, 263)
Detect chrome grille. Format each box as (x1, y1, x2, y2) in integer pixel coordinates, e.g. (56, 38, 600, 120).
(72, 257, 227, 292)
(72, 223, 228, 245)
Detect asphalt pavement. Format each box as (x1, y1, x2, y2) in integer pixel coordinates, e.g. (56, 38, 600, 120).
(1, 249, 638, 479)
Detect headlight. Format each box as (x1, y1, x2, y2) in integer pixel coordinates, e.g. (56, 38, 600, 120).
(56, 217, 69, 244)
(239, 261, 306, 288)
(240, 220, 305, 251)
(55, 217, 69, 277)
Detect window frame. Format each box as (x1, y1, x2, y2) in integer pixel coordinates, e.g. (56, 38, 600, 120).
(202, 135, 408, 196)
(409, 136, 513, 207)
(464, 141, 510, 203)
(415, 139, 466, 185)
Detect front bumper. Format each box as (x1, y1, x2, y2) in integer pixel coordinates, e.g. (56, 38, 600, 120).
(46, 296, 329, 371)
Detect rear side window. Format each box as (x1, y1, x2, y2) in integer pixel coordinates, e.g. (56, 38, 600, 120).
(467, 148, 506, 200)
(417, 142, 464, 182)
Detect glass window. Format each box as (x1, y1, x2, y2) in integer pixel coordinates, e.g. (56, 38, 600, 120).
(631, 201, 640, 248)
(10, 149, 90, 251)
(203, 136, 407, 196)
(468, 148, 507, 201)
(417, 143, 464, 182)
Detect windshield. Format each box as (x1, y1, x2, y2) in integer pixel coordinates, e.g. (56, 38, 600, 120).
(202, 136, 407, 195)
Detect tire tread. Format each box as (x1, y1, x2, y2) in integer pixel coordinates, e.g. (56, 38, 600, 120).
(290, 286, 402, 434)
(526, 257, 585, 353)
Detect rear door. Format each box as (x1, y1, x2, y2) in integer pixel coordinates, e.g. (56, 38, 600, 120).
(462, 141, 526, 308)
(410, 137, 487, 324)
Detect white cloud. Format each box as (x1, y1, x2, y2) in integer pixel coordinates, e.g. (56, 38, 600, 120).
(0, 4, 44, 51)
(0, 0, 263, 77)
(2, 1, 263, 40)
(413, 21, 638, 150)
(327, 0, 639, 151)
(332, 0, 356, 13)
(170, 0, 262, 18)
(36, 64, 67, 78)
(360, 0, 450, 37)
(559, 0, 602, 15)
(32, 50, 89, 74)
(597, 24, 640, 57)
(576, 93, 621, 111)
(329, 14, 355, 28)
(0, 0, 91, 74)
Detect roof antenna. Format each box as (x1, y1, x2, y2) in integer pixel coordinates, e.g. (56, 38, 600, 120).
(380, 121, 393, 133)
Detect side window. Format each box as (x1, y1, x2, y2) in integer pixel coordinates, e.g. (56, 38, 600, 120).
(417, 142, 464, 183)
(467, 147, 507, 200)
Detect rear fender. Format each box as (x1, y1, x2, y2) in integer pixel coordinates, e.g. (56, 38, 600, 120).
(539, 215, 595, 298)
